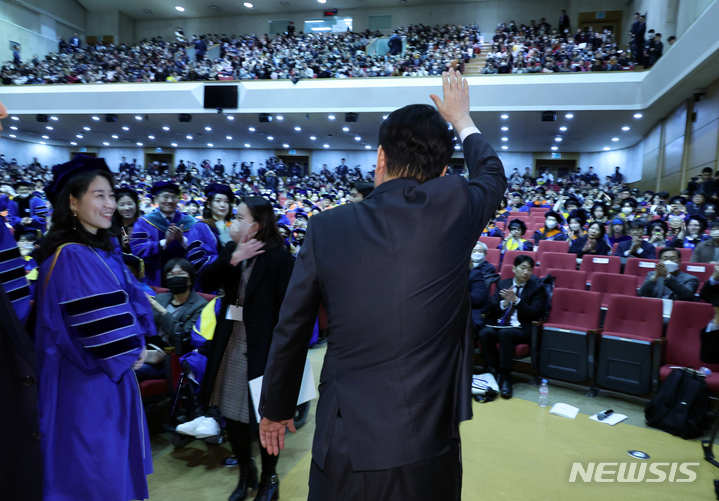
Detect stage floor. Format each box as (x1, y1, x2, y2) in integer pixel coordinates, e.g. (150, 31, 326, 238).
(146, 344, 718, 501)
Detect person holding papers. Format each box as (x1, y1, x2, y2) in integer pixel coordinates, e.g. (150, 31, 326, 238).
(198, 196, 294, 501)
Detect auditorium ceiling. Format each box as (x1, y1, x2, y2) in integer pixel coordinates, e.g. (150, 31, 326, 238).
(78, 0, 492, 19)
(3, 109, 655, 154)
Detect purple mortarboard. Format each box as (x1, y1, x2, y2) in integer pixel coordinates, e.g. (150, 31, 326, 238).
(151, 181, 180, 196)
(204, 183, 235, 203)
(45, 155, 112, 206)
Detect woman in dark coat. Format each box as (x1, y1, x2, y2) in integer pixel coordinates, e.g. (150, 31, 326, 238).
(569, 221, 612, 258)
(199, 196, 294, 501)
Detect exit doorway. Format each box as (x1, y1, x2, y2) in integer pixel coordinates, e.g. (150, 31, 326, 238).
(278, 155, 309, 177)
(534, 159, 576, 182)
(145, 153, 175, 175)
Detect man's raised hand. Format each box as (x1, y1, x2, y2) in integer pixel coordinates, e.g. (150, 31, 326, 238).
(430, 68, 474, 133)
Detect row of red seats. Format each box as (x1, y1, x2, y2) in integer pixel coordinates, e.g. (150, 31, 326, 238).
(534, 289, 719, 395)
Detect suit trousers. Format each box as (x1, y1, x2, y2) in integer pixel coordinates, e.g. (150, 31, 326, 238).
(477, 326, 528, 372)
(308, 414, 462, 501)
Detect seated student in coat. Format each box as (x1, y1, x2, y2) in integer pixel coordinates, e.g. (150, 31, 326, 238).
(613, 220, 656, 259)
(638, 247, 699, 301)
(477, 255, 547, 399)
(569, 221, 611, 258)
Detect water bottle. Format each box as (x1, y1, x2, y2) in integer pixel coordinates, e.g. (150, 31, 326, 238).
(700, 367, 712, 377)
(538, 379, 549, 407)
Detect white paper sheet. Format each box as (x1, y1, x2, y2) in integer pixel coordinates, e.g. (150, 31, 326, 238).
(589, 413, 628, 426)
(249, 357, 317, 423)
(549, 403, 579, 419)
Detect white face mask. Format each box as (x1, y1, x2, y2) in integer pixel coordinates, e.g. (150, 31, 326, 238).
(663, 261, 679, 273)
(471, 252, 485, 263)
(622, 207, 633, 214)
(545, 220, 558, 229)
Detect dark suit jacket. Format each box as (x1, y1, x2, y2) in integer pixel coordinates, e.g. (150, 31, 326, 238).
(569, 235, 611, 257)
(152, 290, 208, 354)
(483, 276, 547, 337)
(260, 132, 506, 471)
(638, 270, 699, 301)
(692, 239, 719, 263)
(614, 239, 657, 259)
(469, 267, 489, 330)
(198, 244, 294, 416)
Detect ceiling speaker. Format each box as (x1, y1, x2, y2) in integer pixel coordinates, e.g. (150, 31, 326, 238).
(345, 113, 358, 122)
(36, 114, 48, 122)
(179, 114, 192, 122)
(105, 114, 118, 122)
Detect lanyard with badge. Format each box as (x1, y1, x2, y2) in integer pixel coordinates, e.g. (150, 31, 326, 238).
(226, 260, 247, 322)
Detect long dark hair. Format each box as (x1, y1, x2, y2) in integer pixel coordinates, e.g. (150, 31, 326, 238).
(242, 196, 284, 250)
(111, 189, 139, 230)
(41, 170, 117, 262)
(203, 193, 233, 222)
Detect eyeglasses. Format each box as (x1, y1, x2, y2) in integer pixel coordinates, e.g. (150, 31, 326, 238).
(158, 195, 178, 202)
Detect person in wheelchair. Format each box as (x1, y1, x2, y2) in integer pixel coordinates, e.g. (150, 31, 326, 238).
(136, 258, 207, 382)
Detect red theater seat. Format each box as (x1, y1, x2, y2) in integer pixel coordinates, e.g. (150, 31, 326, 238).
(537, 240, 570, 262)
(579, 255, 621, 284)
(589, 272, 638, 308)
(539, 252, 577, 276)
(546, 268, 588, 290)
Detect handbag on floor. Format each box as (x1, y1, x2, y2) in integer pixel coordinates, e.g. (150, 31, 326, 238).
(645, 367, 710, 439)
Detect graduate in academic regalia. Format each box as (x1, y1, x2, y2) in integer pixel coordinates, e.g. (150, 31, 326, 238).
(7, 180, 47, 233)
(533, 210, 568, 245)
(130, 181, 197, 286)
(187, 183, 234, 283)
(35, 155, 155, 501)
(500, 218, 533, 256)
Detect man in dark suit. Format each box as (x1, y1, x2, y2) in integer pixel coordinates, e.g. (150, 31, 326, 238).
(477, 255, 547, 398)
(645, 32, 663, 67)
(259, 70, 506, 500)
(638, 247, 699, 301)
(614, 221, 657, 260)
(559, 10, 570, 34)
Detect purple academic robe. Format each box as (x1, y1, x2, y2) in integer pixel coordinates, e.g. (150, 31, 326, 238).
(35, 243, 155, 501)
(7, 196, 47, 232)
(129, 210, 196, 286)
(0, 222, 31, 323)
(186, 220, 222, 277)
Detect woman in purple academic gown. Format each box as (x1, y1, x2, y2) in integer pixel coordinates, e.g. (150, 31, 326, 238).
(186, 183, 234, 287)
(35, 156, 155, 501)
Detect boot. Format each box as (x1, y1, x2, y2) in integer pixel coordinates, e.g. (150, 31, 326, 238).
(229, 461, 259, 501)
(253, 474, 279, 501)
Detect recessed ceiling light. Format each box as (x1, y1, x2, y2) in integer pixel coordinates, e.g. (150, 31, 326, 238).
(10, 116, 19, 120)
(294, 126, 302, 131)
(501, 146, 508, 150)
(612, 137, 619, 142)
(227, 116, 234, 120)
(243, 2, 253, 7)
(103, 142, 109, 146)
(318, 0, 326, 3)
(551, 146, 558, 151)
(92, 116, 100, 121)
(454, 145, 461, 150)
(175, 6, 185, 12)
(207, 143, 214, 147)
(143, 8, 153, 14)
(310, 136, 316, 140)
(205, 126, 212, 131)
(244, 143, 251, 147)
(276, 115, 283, 120)
(42, 135, 49, 139)
(342, 127, 349, 132)
(501, 137, 508, 142)
(501, 126, 508, 131)
(603, 147, 610, 150)
(83, 126, 91, 131)
(355, 136, 361, 141)
(9, 126, 17, 130)
(323, 144, 330, 148)
(148, 135, 155, 139)
(137, 142, 144, 146)
(555, 137, 562, 142)
(70, 141, 77, 145)
(267, 136, 274, 140)
(565, 113, 574, 118)
(76, 134, 83, 138)
(8, 134, 16, 138)
(46, 126, 53, 130)
(500, 114, 509, 119)
(365, 145, 371, 149)
(171, 143, 178, 147)
(112, 135, 119, 139)
(283, 143, 290, 148)
(226, 136, 233, 140)
(163, 126, 170, 131)
(249, 127, 255, 132)
(135, 115, 143, 120)
(186, 135, 193, 140)
(634, 113, 643, 118)
(328, 115, 335, 120)
(39, 142, 46, 145)
(50, 116, 58, 121)
(622, 126, 630, 131)
(559, 126, 567, 131)
(122, 126, 130, 131)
